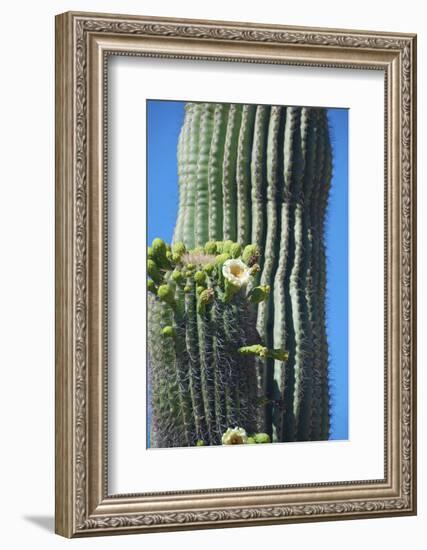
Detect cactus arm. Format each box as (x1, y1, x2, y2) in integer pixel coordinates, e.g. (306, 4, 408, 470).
(207, 104, 229, 241)
(195, 103, 215, 247)
(236, 104, 256, 244)
(222, 104, 242, 241)
(183, 103, 202, 249)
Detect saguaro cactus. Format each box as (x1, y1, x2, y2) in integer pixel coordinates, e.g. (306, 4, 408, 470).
(171, 102, 333, 442)
(147, 239, 279, 447)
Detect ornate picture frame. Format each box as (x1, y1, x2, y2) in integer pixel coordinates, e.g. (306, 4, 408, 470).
(55, 11, 417, 537)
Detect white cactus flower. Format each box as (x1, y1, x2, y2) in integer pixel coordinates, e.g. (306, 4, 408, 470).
(221, 427, 248, 445)
(222, 259, 251, 287)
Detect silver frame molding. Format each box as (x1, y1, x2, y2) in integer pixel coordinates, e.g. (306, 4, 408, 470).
(55, 11, 417, 538)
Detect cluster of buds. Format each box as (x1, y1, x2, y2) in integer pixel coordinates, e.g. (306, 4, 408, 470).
(220, 426, 272, 445)
(147, 237, 270, 317)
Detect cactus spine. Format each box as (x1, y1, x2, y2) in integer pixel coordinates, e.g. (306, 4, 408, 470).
(170, 102, 333, 442)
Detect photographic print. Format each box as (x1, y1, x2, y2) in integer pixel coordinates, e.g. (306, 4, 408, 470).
(56, 12, 416, 536)
(147, 100, 348, 449)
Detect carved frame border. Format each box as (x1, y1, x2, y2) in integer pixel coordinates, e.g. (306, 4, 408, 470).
(55, 11, 417, 537)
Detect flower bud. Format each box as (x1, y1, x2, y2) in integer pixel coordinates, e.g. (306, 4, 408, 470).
(147, 259, 162, 284)
(151, 238, 170, 268)
(254, 433, 271, 444)
(197, 288, 214, 314)
(171, 269, 184, 284)
(214, 253, 231, 268)
(204, 241, 217, 255)
(222, 240, 234, 254)
(161, 325, 176, 338)
(157, 284, 176, 307)
(242, 244, 260, 266)
(172, 242, 186, 256)
(194, 270, 207, 286)
(249, 285, 270, 304)
(203, 263, 215, 275)
(230, 242, 242, 258)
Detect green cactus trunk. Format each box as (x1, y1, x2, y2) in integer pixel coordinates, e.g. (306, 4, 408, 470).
(147, 242, 264, 447)
(171, 102, 332, 442)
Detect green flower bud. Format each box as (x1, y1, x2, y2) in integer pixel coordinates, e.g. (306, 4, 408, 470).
(194, 270, 207, 285)
(183, 285, 191, 293)
(249, 263, 261, 276)
(249, 285, 270, 304)
(197, 288, 214, 314)
(152, 237, 167, 257)
(222, 240, 234, 254)
(147, 246, 154, 260)
(151, 238, 171, 268)
(171, 269, 185, 284)
(215, 241, 224, 254)
(172, 242, 186, 255)
(254, 433, 271, 444)
(147, 259, 162, 284)
(238, 345, 288, 362)
(242, 244, 260, 266)
(196, 285, 205, 296)
(147, 279, 157, 294)
(157, 284, 176, 307)
(204, 241, 217, 255)
(186, 263, 195, 271)
(171, 252, 182, 264)
(238, 344, 268, 358)
(196, 439, 205, 446)
(161, 325, 176, 338)
(247, 437, 256, 444)
(203, 263, 215, 276)
(271, 349, 289, 362)
(230, 242, 242, 258)
(214, 253, 231, 267)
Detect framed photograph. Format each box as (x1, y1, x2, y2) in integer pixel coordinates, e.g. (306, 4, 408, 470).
(55, 11, 417, 537)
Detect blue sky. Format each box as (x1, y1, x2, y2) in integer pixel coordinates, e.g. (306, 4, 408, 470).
(147, 100, 348, 440)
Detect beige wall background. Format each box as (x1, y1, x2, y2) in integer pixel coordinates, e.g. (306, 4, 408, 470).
(0, 1, 423, 547)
